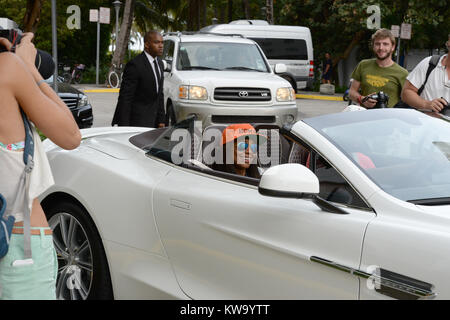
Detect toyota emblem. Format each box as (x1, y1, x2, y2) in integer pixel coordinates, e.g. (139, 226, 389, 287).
(238, 91, 249, 98)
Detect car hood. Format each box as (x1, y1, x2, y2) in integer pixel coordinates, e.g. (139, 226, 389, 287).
(45, 81, 82, 94)
(178, 70, 290, 87)
(43, 127, 151, 160)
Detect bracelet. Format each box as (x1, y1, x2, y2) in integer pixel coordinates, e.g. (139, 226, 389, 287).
(36, 79, 46, 87)
(358, 95, 363, 105)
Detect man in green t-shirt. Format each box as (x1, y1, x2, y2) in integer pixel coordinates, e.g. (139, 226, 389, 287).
(349, 29, 408, 108)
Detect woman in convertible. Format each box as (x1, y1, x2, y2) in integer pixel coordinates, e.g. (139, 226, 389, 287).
(212, 123, 266, 179)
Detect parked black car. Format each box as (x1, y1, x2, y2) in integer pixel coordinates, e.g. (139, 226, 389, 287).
(45, 75, 93, 128)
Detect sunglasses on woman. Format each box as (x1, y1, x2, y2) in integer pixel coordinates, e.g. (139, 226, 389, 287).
(237, 141, 257, 153)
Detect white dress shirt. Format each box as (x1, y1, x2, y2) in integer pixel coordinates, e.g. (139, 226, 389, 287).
(144, 51, 161, 93)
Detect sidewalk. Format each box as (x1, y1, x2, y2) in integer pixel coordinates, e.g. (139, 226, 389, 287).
(74, 84, 345, 101)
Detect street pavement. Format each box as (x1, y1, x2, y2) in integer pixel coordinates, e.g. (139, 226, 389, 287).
(74, 84, 348, 128)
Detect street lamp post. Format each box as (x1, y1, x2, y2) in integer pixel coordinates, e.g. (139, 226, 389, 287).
(113, 1, 122, 52)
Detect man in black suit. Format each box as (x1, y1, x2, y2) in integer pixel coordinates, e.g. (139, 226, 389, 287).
(112, 31, 165, 127)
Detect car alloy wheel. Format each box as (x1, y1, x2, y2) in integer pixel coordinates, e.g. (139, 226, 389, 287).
(44, 200, 114, 300)
(49, 212, 93, 300)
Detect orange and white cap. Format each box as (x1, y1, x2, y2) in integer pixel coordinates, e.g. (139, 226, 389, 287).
(221, 123, 267, 145)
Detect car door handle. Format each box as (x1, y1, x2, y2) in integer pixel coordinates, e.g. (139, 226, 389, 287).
(170, 199, 191, 211)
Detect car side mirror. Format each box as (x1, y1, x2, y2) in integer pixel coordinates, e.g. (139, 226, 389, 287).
(258, 163, 348, 215)
(274, 63, 287, 74)
(163, 59, 172, 72)
(258, 163, 319, 197)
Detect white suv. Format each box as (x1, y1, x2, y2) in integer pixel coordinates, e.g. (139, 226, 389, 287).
(162, 32, 298, 127)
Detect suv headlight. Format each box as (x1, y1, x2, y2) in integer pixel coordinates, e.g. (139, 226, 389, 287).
(179, 85, 208, 100)
(78, 94, 89, 107)
(276, 87, 296, 102)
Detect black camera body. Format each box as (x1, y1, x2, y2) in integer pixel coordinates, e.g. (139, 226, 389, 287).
(0, 18, 54, 79)
(363, 91, 390, 109)
(0, 28, 22, 53)
(442, 101, 450, 117)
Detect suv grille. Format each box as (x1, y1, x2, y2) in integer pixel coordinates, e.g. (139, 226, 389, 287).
(61, 97, 78, 109)
(214, 88, 271, 102)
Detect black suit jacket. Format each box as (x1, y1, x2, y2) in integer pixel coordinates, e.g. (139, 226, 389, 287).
(111, 52, 165, 127)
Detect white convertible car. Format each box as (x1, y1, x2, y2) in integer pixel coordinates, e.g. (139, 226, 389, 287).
(41, 109, 450, 300)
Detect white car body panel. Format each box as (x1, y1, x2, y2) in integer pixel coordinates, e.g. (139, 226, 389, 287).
(153, 165, 375, 299)
(360, 190, 450, 300)
(41, 110, 450, 299)
(42, 128, 187, 299)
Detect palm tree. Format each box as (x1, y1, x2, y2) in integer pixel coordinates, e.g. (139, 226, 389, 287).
(242, 0, 250, 19)
(134, 0, 188, 32)
(22, 0, 44, 32)
(110, 0, 136, 78)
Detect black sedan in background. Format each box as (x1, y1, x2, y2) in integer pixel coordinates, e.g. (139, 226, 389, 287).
(45, 76, 93, 128)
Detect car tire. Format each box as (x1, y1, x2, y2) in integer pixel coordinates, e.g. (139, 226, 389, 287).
(165, 102, 177, 126)
(108, 71, 120, 89)
(281, 75, 297, 93)
(73, 71, 83, 84)
(62, 73, 71, 84)
(45, 200, 113, 300)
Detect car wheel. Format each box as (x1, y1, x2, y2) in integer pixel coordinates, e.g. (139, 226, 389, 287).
(73, 71, 83, 84)
(62, 73, 71, 84)
(166, 102, 177, 126)
(281, 75, 297, 93)
(45, 201, 113, 300)
(108, 71, 120, 88)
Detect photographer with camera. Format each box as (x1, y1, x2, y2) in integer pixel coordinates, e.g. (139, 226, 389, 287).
(349, 29, 408, 108)
(401, 34, 450, 114)
(0, 25, 81, 299)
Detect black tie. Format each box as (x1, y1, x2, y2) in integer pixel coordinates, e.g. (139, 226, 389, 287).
(153, 59, 161, 85)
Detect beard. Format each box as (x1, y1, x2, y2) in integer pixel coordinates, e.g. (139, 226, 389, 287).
(375, 49, 393, 61)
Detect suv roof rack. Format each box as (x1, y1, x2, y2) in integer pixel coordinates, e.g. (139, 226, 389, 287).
(163, 31, 246, 39)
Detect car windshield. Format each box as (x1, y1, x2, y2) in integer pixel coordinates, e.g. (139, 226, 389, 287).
(176, 41, 269, 72)
(304, 109, 450, 203)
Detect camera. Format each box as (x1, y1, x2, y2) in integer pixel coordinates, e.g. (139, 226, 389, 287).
(441, 99, 450, 116)
(363, 91, 389, 109)
(0, 18, 54, 79)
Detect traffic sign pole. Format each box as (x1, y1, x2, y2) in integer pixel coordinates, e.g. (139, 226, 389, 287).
(96, 20, 100, 85)
(90, 7, 110, 86)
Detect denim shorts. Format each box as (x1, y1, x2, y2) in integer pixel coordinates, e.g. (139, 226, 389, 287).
(0, 227, 57, 300)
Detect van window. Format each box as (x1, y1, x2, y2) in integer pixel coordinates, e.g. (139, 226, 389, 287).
(251, 38, 308, 60)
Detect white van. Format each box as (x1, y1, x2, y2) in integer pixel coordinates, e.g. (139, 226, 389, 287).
(201, 20, 314, 91)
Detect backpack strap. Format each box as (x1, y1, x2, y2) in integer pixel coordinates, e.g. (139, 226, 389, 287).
(20, 109, 35, 170)
(417, 55, 442, 96)
(18, 109, 34, 260)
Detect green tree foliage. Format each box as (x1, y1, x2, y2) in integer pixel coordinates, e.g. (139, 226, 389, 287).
(1, 0, 112, 70)
(2, 0, 447, 84)
(274, 0, 449, 71)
